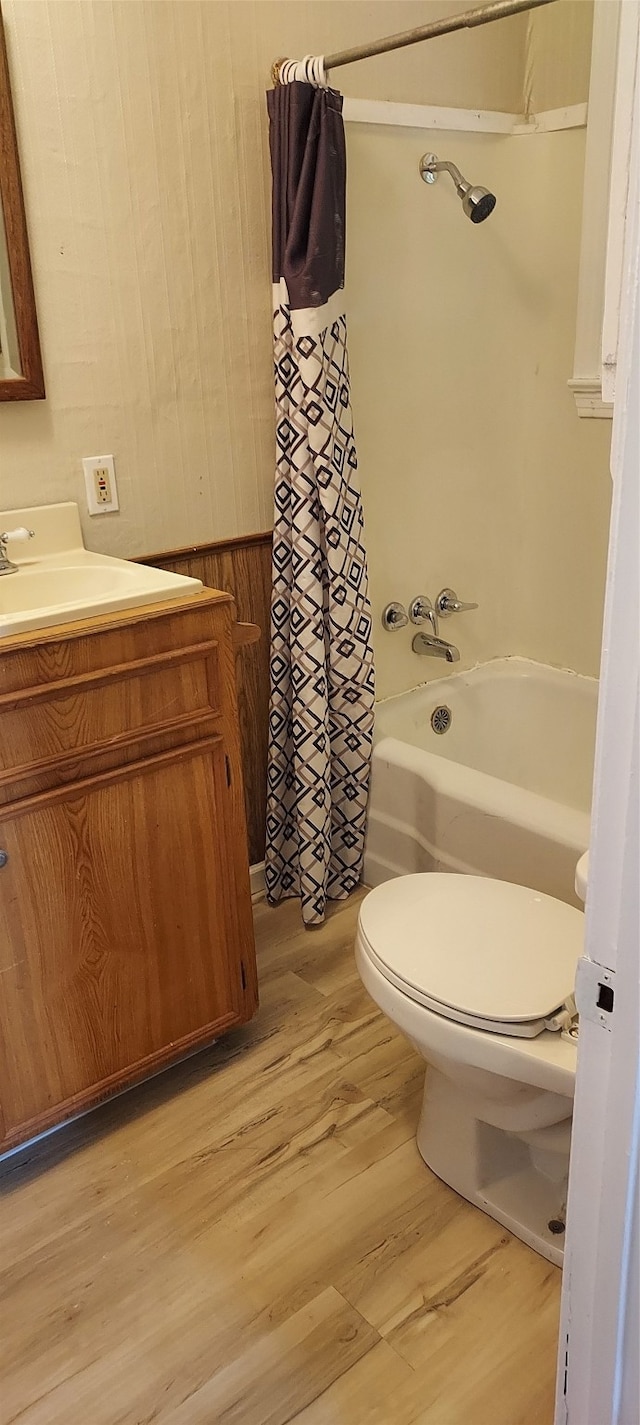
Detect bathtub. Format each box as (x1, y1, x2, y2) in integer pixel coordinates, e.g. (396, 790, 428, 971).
(364, 657, 598, 908)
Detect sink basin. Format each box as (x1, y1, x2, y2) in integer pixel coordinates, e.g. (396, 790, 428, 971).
(0, 564, 138, 614)
(0, 503, 203, 637)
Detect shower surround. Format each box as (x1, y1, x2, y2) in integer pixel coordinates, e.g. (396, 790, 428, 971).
(346, 122, 611, 701)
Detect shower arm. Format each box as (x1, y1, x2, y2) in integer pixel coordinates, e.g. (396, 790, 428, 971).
(422, 159, 470, 197)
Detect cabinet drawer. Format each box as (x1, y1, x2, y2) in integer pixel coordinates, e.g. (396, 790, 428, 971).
(0, 639, 221, 798)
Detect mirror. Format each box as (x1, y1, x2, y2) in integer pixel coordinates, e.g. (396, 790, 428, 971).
(0, 7, 44, 399)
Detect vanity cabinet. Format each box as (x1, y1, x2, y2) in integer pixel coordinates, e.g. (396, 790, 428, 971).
(0, 590, 258, 1152)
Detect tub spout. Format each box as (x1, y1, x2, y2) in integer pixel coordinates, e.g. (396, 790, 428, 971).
(412, 631, 460, 663)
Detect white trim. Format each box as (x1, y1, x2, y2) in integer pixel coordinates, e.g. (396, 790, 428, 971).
(342, 97, 587, 137)
(511, 103, 588, 135)
(602, 0, 640, 401)
(250, 861, 265, 903)
(571, 0, 622, 417)
(555, 28, 640, 1423)
(614, 1063, 640, 1422)
(342, 98, 518, 133)
(567, 377, 614, 419)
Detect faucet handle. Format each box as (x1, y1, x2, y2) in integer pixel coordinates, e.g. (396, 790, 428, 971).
(381, 601, 409, 631)
(435, 587, 478, 617)
(0, 527, 35, 545)
(409, 595, 437, 632)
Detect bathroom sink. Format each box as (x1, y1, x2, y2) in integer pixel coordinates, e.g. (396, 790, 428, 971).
(0, 503, 202, 637)
(0, 564, 139, 613)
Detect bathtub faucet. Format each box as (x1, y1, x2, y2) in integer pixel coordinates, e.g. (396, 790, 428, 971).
(408, 585, 476, 662)
(412, 631, 460, 663)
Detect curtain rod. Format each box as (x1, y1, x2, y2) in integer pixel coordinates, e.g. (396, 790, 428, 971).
(272, 0, 556, 85)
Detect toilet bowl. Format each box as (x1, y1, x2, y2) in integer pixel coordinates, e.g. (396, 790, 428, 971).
(355, 873, 584, 1265)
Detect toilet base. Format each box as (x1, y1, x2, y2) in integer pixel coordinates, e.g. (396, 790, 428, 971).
(417, 1067, 570, 1267)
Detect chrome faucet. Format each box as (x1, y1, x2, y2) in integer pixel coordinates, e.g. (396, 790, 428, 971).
(382, 587, 477, 662)
(435, 587, 479, 618)
(409, 586, 478, 662)
(408, 593, 460, 661)
(408, 595, 438, 634)
(0, 527, 35, 575)
(381, 601, 409, 631)
(412, 631, 460, 662)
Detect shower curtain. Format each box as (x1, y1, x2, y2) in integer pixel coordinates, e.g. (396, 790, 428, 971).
(265, 79, 375, 926)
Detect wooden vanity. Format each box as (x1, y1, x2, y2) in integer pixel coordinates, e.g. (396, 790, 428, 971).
(0, 588, 259, 1153)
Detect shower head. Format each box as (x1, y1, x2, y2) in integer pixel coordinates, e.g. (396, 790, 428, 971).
(461, 185, 496, 224)
(419, 153, 496, 224)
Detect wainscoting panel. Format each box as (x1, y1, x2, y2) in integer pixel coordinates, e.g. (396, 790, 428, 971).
(139, 534, 272, 866)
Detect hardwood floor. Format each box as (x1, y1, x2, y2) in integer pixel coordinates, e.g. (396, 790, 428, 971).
(0, 891, 561, 1424)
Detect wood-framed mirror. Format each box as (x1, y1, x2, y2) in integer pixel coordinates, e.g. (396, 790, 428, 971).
(0, 6, 44, 399)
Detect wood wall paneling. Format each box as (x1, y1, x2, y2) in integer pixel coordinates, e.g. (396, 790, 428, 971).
(139, 533, 272, 866)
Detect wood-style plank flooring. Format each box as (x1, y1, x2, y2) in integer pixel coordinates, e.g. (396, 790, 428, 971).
(0, 891, 561, 1424)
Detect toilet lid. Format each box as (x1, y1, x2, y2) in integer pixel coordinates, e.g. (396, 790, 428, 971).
(358, 874, 583, 1029)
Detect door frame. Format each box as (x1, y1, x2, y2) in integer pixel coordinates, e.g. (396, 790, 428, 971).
(555, 20, 640, 1423)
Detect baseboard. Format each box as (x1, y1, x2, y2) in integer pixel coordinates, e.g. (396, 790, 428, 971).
(250, 861, 266, 903)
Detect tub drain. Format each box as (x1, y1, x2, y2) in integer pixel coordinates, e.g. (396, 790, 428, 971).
(431, 704, 452, 735)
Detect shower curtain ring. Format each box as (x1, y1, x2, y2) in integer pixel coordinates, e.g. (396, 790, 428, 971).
(272, 57, 288, 86)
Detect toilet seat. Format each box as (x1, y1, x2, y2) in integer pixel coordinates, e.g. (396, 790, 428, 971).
(358, 874, 584, 1039)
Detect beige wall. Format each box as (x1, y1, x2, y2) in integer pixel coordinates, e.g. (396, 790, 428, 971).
(347, 123, 611, 697)
(0, 0, 526, 557)
(525, 0, 594, 113)
(0, 0, 610, 688)
(514, 130, 611, 675)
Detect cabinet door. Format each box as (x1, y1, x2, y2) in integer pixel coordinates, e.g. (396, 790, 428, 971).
(0, 737, 255, 1149)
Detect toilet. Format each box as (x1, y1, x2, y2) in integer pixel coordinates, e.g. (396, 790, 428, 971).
(355, 871, 586, 1265)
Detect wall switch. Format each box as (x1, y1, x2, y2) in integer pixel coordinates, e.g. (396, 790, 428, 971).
(83, 455, 119, 515)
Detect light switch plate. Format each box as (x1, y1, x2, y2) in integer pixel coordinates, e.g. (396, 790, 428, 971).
(83, 455, 119, 515)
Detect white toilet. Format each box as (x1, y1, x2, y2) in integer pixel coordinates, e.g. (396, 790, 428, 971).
(355, 871, 586, 1265)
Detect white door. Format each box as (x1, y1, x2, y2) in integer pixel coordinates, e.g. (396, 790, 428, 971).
(555, 19, 640, 1423)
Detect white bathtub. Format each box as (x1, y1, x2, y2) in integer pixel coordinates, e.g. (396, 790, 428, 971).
(364, 657, 598, 907)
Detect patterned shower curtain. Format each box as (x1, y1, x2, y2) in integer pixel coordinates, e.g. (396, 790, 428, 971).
(265, 80, 375, 926)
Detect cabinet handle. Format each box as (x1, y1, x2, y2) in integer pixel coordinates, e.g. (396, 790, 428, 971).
(0, 850, 8, 868)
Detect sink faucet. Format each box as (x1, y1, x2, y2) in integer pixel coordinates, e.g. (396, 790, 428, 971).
(412, 631, 460, 662)
(0, 527, 35, 576)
